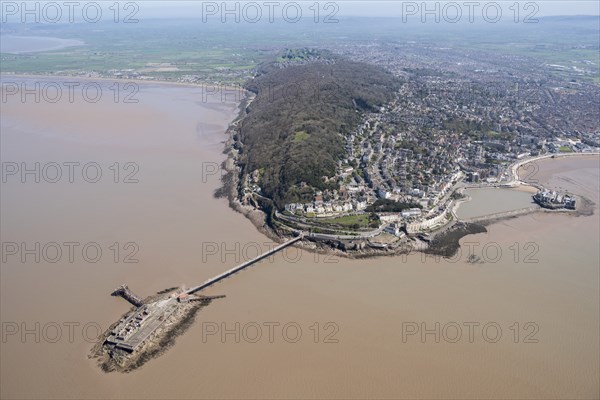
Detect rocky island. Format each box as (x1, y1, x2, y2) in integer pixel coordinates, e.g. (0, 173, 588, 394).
(92, 286, 225, 373)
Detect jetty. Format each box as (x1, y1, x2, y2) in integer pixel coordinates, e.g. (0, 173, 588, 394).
(111, 285, 144, 307)
(184, 235, 302, 294)
(104, 235, 303, 354)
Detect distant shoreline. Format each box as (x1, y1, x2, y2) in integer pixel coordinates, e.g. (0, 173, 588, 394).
(0, 73, 246, 93)
(0, 35, 85, 54)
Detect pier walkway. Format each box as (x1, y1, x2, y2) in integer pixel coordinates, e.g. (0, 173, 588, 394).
(185, 235, 302, 295)
(106, 235, 303, 352)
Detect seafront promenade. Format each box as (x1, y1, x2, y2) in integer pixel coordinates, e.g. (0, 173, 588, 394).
(266, 152, 599, 244)
(508, 152, 600, 185)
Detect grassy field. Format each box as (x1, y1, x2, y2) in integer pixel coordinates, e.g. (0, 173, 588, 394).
(318, 214, 371, 228)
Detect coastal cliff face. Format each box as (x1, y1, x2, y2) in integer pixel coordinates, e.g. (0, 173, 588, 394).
(232, 49, 401, 209)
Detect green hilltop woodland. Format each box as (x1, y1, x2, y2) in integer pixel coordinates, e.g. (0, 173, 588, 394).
(234, 50, 401, 209)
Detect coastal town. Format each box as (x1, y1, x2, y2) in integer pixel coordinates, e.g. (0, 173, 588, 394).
(231, 46, 598, 248)
(250, 150, 591, 250)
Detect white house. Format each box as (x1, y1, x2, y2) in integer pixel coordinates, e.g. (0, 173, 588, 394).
(384, 223, 402, 236)
(401, 208, 422, 218)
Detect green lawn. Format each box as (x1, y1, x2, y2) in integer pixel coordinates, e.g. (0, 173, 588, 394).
(319, 214, 371, 228)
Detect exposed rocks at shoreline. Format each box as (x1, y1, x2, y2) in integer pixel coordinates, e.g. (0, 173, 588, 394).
(423, 223, 488, 258)
(571, 195, 595, 217)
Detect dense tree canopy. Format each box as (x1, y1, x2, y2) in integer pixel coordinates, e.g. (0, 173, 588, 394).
(237, 50, 401, 208)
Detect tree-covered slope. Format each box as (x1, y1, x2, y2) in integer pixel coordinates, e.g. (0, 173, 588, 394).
(235, 50, 401, 208)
